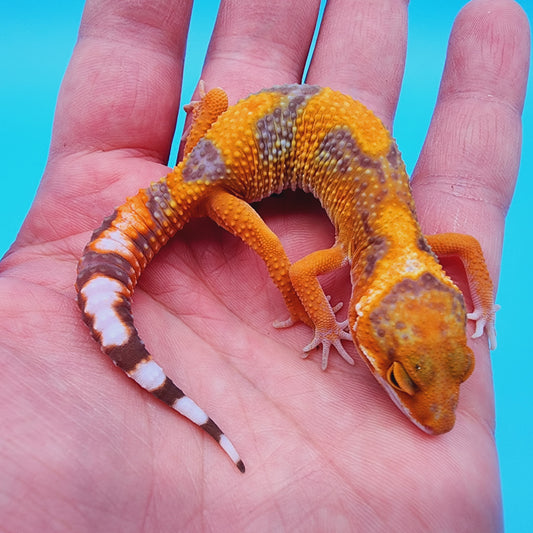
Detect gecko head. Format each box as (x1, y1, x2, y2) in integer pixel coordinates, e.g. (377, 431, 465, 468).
(352, 272, 474, 434)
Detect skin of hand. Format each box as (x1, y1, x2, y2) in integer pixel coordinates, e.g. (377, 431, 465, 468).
(0, 0, 529, 531)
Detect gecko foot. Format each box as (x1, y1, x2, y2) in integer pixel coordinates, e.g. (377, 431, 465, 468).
(302, 319, 354, 370)
(273, 297, 353, 368)
(467, 304, 500, 350)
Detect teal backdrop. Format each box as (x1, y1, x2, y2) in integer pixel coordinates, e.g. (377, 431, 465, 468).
(1, 1, 531, 530)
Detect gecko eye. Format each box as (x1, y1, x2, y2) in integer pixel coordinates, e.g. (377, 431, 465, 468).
(387, 362, 416, 396)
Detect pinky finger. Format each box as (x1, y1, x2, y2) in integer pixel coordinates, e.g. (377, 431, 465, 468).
(411, 0, 530, 282)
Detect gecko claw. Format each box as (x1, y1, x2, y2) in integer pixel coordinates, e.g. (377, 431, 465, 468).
(273, 316, 296, 329)
(326, 295, 343, 313)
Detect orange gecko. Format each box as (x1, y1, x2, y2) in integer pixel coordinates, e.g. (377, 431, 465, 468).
(76, 83, 499, 472)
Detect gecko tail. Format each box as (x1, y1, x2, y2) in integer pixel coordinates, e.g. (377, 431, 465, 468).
(128, 355, 246, 473)
(76, 182, 245, 473)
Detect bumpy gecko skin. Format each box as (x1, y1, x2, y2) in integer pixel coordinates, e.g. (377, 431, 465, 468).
(76, 84, 499, 471)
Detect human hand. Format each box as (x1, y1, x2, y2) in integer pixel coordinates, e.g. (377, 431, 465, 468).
(1, 0, 528, 531)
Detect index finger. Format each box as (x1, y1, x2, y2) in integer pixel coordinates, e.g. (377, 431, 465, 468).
(27, 0, 196, 242)
(50, 0, 194, 163)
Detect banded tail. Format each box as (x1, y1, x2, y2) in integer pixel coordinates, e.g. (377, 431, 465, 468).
(76, 177, 245, 473)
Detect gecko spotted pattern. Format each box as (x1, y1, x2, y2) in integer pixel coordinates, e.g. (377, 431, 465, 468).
(76, 84, 499, 472)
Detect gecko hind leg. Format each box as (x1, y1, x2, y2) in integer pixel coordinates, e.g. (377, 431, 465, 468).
(182, 81, 229, 158)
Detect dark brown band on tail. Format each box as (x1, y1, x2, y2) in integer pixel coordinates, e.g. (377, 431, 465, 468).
(152, 377, 185, 405)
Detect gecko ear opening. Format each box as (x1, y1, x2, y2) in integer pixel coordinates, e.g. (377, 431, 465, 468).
(387, 361, 417, 396)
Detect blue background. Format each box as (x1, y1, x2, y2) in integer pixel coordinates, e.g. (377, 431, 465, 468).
(1, 1, 531, 529)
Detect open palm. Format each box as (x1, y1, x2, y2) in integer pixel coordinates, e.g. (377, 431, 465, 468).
(1, 0, 528, 531)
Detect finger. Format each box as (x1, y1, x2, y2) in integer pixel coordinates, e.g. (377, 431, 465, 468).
(193, 0, 323, 102)
(307, 0, 409, 129)
(50, 0, 193, 162)
(411, 0, 529, 281)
